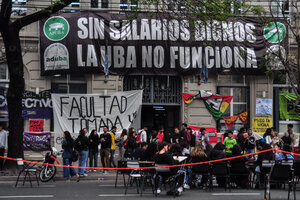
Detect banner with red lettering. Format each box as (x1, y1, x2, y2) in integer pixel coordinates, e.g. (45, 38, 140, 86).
(189, 126, 218, 144)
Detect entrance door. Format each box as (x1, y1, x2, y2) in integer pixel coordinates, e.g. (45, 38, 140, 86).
(124, 76, 181, 131)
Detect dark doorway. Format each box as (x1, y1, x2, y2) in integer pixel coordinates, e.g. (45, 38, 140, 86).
(141, 105, 180, 133)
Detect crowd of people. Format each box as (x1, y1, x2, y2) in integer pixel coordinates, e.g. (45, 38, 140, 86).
(61, 123, 298, 193)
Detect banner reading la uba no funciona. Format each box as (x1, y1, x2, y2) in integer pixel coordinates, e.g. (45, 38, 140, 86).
(39, 13, 288, 76)
(52, 90, 142, 150)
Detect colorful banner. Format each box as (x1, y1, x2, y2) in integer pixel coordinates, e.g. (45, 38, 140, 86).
(29, 120, 44, 132)
(52, 90, 142, 150)
(279, 91, 300, 120)
(223, 115, 239, 128)
(39, 13, 288, 76)
(238, 111, 248, 124)
(256, 98, 272, 115)
(252, 117, 273, 133)
(0, 89, 52, 119)
(189, 126, 218, 144)
(182, 90, 233, 120)
(23, 132, 51, 151)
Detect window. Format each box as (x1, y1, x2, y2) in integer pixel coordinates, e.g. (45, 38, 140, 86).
(11, 0, 27, 16)
(51, 74, 87, 94)
(272, 0, 289, 17)
(119, 0, 138, 12)
(217, 86, 249, 132)
(0, 63, 9, 81)
(0, 63, 9, 127)
(91, 0, 109, 8)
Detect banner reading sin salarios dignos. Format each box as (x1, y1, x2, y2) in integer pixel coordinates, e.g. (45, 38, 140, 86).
(39, 12, 288, 76)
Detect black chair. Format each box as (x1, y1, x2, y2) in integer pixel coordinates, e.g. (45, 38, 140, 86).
(191, 163, 211, 190)
(293, 160, 300, 184)
(115, 160, 130, 188)
(265, 160, 295, 200)
(139, 161, 155, 196)
(210, 162, 231, 192)
(15, 159, 39, 187)
(230, 162, 250, 189)
(125, 160, 141, 194)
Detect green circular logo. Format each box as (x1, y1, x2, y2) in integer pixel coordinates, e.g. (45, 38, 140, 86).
(264, 22, 286, 43)
(44, 16, 69, 41)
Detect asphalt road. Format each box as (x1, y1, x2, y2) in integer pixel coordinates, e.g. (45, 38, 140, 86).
(0, 180, 299, 200)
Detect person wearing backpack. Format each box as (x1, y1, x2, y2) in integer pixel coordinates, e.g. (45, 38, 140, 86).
(62, 131, 78, 182)
(283, 124, 297, 151)
(75, 129, 89, 177)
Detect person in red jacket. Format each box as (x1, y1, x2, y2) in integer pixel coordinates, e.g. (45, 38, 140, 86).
(157, 127, 164, 143)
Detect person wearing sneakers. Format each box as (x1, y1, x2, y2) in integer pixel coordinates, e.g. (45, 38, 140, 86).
(109, 126, 117, 168)
(62, 131, 78, 182)
(100, 126, 111, 174)
(88, 129, 100, 172)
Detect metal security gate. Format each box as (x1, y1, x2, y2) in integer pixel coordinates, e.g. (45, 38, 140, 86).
(124, 76, 182, 132)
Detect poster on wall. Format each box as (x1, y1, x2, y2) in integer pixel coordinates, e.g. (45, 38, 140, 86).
(189, 126, 218, 143)
(256, 98, 272, 115)
(39, 13, 288, 76)
(52, 90, 142, 150)
(279, 91, 300, 120)
(252, 117, 273, 133)
(23, 132, 51, 151)
(0, 89, 53, 119)
(29, 119, 44, 132)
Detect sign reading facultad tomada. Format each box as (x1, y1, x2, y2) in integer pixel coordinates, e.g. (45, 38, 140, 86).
(39, 13, 289, 76)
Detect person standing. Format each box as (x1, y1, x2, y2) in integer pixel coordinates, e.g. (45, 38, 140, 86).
(75, 129, 89, 177)
(109, 126, 117, 168)
(180, 123, 188, 142)
(199, 128, 210, 147)
(223, 131, 237, 156)
(236, 127, 246, 153)
(172, 127, 181, 144)
(88, 129, 99, 172)
(117, 129, 127, 160)
(62, 131, 78, 182)
(0, 125, 8, 171)
(100, 126, 111, 174)
(283, 124, 297, 151)
(244, 129, 256, 158)
(157, 127, 164, 143)
(139, 126, 148, 143)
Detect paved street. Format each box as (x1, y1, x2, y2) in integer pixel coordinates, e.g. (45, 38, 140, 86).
(0, 179, 299, 200)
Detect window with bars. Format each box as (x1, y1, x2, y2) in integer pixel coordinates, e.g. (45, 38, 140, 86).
(123, 76, 181, 105)
(217, 86, 249, 132)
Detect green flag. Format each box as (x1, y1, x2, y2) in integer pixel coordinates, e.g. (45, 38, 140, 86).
(279, 91, 300, 120)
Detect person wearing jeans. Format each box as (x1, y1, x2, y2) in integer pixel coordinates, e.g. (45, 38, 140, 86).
(109, 126, 117, 168)
(89, 129, 100, 171)
(0, 125, 8, 171)
(100, 126, 111, 173)
(62, 131, 77, 181)
(75, 129, 89, 177)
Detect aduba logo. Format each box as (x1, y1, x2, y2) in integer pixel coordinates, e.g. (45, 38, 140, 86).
(44, 43, 69, 70)
(44, 16, 69, 41)
(264, 22, 286, 43)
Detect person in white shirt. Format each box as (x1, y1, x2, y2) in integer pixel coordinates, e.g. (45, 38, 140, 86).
(139, 126, 148, 143)
(0, 125, 8, 171)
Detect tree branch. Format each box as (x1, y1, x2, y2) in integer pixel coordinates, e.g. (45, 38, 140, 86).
(13, 0, 74, 30)
(0, 0, 12, 29)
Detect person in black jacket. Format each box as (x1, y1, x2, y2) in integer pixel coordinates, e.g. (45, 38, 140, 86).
(210, 142, 227, 187)
(88, 129, 100, 171)
(124, 128, 137, 159)
(75, 129, 89, 177)
(100, 126, 111, 173)
(62, 131, 78, 181)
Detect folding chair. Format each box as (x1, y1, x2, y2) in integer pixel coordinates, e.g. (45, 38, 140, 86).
(139, 161, 155, 196)
(15, 158, 39, 187)
(265, 160, 295, 200)
(210, 162, 231, 192)
(125, 160, 141, 194)
(191, 162, 211, 190)
(115, 160, 129, 188)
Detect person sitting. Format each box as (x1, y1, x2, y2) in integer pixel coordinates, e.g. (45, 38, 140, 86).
(210, 142, 227, 187)
(230, 144, 249, 188)
(154, 142, 183, 195)
(190, 147, 209, 188)
(276, 144, 294, 161)
(138, 142, 148, 160)
(169, 143, 183, 157)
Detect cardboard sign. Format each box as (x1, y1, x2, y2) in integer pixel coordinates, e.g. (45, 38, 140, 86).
(252, 117, 273, 133)
(29, 119, 44, 132)
(189, 126, 218, 144)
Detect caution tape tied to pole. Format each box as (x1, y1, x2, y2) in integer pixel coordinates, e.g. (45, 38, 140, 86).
(0, 148, 299, 170)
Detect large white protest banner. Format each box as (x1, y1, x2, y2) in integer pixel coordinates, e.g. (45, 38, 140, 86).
(52, 90, 142, 150)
